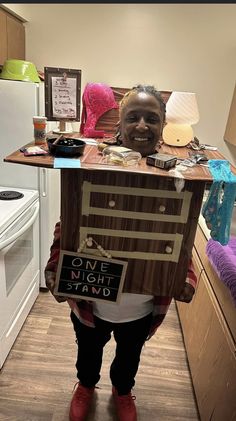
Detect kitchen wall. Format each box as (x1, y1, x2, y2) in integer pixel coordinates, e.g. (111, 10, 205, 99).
(3, 3, 236, 165)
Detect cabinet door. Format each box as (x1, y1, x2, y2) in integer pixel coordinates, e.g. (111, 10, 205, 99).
(0, 10, 7, 65)
(176, 248, 203, 333)
(195, 226, 236, 343)
(177, 251, 236, 421)
(7, 14, 25, 60)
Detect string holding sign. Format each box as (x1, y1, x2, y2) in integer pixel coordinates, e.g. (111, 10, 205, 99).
(77, 236, 112, 258)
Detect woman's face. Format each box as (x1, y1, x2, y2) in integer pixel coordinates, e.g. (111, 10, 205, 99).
(120, 92, 165, 157)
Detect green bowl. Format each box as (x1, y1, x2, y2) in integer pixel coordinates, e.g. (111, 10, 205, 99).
(0, 59, 40, 83)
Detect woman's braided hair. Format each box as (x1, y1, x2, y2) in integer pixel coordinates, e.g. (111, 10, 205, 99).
(119, 84, 166, 117)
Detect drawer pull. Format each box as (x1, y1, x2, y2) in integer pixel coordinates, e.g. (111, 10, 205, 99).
(159, 205, 166, 213)
(165, 245, 173, 254)
(109, 200, 116, 208)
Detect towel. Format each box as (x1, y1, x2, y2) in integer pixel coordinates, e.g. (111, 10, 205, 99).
(202, 160, 236, 245)
(206, 236, 236, 306)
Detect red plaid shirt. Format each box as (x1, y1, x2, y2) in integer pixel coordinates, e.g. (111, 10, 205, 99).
(45, 222, 197, 340)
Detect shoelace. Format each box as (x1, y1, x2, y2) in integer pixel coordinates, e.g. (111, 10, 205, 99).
(72, 382, 101, 400)
(72, 382, 95, 403)
(72, 381, 80, 393)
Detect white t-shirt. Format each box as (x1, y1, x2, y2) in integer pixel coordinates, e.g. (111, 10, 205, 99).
(93, 293, 154, 323)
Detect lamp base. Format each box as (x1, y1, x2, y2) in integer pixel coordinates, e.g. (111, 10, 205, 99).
(163, 123, 193, 147)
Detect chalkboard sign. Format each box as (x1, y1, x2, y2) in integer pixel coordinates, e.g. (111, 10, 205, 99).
(54, 250, 128, 303)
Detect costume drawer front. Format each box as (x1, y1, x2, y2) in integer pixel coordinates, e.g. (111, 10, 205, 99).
(80, 180, 192, 263)
(61, 169, 204, 297)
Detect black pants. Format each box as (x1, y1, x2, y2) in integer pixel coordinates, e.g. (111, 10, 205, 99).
(70, 311, 152, 395)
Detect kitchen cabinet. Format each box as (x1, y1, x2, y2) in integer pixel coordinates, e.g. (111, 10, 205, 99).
(176, 226, 236, 421)
(0, 7, 25, 66)
(0, 9, 7, 65)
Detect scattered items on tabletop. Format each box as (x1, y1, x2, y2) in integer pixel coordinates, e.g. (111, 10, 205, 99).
(102, 145, 141, 166)
(20, 146, 48, 156)
(187, 136, 218, 151)
(97, 142, 111, 153)
(188, 151, 208, 163)
(146, 153, 177, 170)
(176, 151, 209, 168)
(76, 137, 98, 146)
(47, 135, 86, 157)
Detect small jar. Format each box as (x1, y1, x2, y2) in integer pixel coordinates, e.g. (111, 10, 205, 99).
(33, 116, 47, 144)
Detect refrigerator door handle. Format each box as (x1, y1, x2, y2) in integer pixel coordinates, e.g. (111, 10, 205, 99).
(40, 168, 47, 197)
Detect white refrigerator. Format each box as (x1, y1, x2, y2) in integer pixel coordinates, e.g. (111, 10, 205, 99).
(0, 79, 61, 287)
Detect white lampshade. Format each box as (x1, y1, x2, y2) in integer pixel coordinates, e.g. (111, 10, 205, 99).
(166, 92, 199, 125)
(163, 123, 193, 147)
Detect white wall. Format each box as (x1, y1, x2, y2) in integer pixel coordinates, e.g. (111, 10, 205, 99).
(4, 3, 236, 165)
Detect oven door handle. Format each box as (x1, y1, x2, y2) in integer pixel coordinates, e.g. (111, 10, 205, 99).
(0, 202, 39, 251)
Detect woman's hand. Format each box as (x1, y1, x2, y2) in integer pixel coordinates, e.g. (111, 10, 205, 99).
(175, 283, 195, 303)
(44, 270, 67, 303)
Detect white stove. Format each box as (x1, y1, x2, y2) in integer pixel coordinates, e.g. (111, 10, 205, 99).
(0, 186, 39, 236)
(0, 186, 40, 368)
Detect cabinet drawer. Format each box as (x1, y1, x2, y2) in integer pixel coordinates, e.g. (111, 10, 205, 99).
(80, 180, 192, 262)
(195, 226, 236, 344)
(192, 271, 236, 420)
(176, 247, 203, 332)
(177, 257, 236, 421)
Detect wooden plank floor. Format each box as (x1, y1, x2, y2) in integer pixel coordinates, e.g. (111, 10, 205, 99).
(0, 292, 200, 421)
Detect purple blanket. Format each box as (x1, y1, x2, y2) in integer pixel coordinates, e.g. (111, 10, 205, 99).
(206, 236, 236, 306)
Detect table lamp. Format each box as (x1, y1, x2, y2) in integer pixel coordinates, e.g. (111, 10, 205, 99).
(163, 91, 199, 147)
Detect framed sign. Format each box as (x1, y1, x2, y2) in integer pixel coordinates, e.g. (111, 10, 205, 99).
(44, 66, 81, 122)
(54, 250, 128, 303)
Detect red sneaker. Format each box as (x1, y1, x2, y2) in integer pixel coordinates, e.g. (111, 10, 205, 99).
(112, 387, 137, 421)
(69, 383, 95, 421)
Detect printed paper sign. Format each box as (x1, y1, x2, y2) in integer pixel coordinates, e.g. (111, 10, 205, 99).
(52, 76, 77, 119)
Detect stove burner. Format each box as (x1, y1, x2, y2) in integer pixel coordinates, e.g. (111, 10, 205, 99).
(0, 191, 24, 200)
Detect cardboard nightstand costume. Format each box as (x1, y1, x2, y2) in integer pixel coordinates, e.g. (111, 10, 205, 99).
(4, 87, 222, 303)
